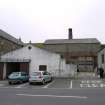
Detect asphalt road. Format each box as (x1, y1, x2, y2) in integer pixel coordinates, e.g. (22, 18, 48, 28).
(0, 87, 105, 105)
(0, 78, 105, 105)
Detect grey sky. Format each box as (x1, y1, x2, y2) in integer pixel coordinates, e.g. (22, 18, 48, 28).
(0, 0, 105, 43)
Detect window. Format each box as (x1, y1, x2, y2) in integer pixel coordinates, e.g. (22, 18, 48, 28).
(39, 65, 47, 71)
(101, 54, 104, 64)
(28, 46, 32, 50)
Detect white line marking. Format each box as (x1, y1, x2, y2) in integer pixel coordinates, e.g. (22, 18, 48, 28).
(43, 80, 55, 88)
(14, 83, 28, 88)
(0, 87, 9, 88)
(16, 94, 88, 99)
(69, 80, 72, 89)
(0, 84, 4, 86)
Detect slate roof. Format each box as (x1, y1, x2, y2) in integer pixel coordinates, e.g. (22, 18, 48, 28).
(0, 29, 23, 45)
(44, 38, 100, 44)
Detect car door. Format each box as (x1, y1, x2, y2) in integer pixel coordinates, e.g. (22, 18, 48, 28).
(47, 72, 52, 82)
(21, 72, 27, 82)
(43, 72, 50, 82)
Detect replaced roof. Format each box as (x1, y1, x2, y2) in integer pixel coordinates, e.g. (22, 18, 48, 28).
(44, 38, 100, 44)
(0, 29, 23, 45)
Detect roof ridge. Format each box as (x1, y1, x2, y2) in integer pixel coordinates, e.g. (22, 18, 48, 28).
(44, 38, 100, 44)
(0, 29, 23, 45)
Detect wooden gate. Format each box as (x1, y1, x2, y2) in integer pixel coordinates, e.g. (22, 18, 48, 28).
(0, 63, 3, 80)
(20, 63, 29, 74)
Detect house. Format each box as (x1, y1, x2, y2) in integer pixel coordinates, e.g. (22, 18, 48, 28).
(0, 44, 76, 80)
(44, 29, 101, 72)
(0, 29, 24, 79)
(0, 29, 23, 55)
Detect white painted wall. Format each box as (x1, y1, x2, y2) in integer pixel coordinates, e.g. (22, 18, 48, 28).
(98, 48, 105, 71)
(3, 63, 6, 79)
(1, 44, 76, 78)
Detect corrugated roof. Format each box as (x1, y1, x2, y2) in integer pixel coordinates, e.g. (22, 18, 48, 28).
(44, 38, 100, 44)
(0, 29, 23, 45)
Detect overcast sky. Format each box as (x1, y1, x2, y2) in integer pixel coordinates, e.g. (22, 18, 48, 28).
(0, 0, 105, 43)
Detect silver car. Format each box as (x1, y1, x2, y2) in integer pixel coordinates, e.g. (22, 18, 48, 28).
(29, 71, 52, 85)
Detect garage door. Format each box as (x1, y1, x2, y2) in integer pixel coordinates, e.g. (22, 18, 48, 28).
(0, 63, 3, 80)
(20, 63, 29, 74)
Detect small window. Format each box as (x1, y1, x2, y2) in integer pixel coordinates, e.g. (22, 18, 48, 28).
(28, 46, 32, 50)
(101, 54, 104, 64)
(39, 65, 47, 71)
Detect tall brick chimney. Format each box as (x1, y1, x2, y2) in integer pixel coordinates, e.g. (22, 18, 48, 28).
(68, 28, 73, 39)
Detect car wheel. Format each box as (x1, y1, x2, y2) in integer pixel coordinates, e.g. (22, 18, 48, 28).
(42, 80, 45, 85)
(9, 82, 12, 85)
(50, 78, 53, 82)
(19, 80, 23, 84)
(29, 82, 33, 85)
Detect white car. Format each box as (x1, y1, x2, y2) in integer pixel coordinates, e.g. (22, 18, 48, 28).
(29, 71, 53, 85)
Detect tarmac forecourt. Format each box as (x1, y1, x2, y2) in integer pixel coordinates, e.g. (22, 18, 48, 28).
(0, 79, 105, 89)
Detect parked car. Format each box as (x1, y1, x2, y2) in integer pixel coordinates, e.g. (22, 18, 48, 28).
(8, 72, 29, 84)
(29, 71, 53, 85)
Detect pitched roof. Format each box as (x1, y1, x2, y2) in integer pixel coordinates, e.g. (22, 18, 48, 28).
(44, 38, 100, 44)
(0, 29, 23, 45)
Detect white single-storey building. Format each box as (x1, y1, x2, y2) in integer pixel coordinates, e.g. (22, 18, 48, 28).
(98, 48, 105, 71)
(0, 44, 76, 79)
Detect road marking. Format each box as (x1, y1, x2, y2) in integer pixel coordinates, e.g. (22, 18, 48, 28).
(80, 80, 105, 88)
(16, 94, 88, 99)
(0, 87, 9, 88)
(100, 84, 105, 87)
(81, 80, 102, 84)
(69, 80, 72, 89)
(0, 84, 4, 86)
(14, 83, 28, 88)
(42, 80, 55, 88)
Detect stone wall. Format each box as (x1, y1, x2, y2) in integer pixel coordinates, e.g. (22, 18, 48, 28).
(0, 36, 23, 55)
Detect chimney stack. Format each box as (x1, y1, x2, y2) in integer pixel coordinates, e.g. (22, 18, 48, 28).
(68, 28, 73, 39)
